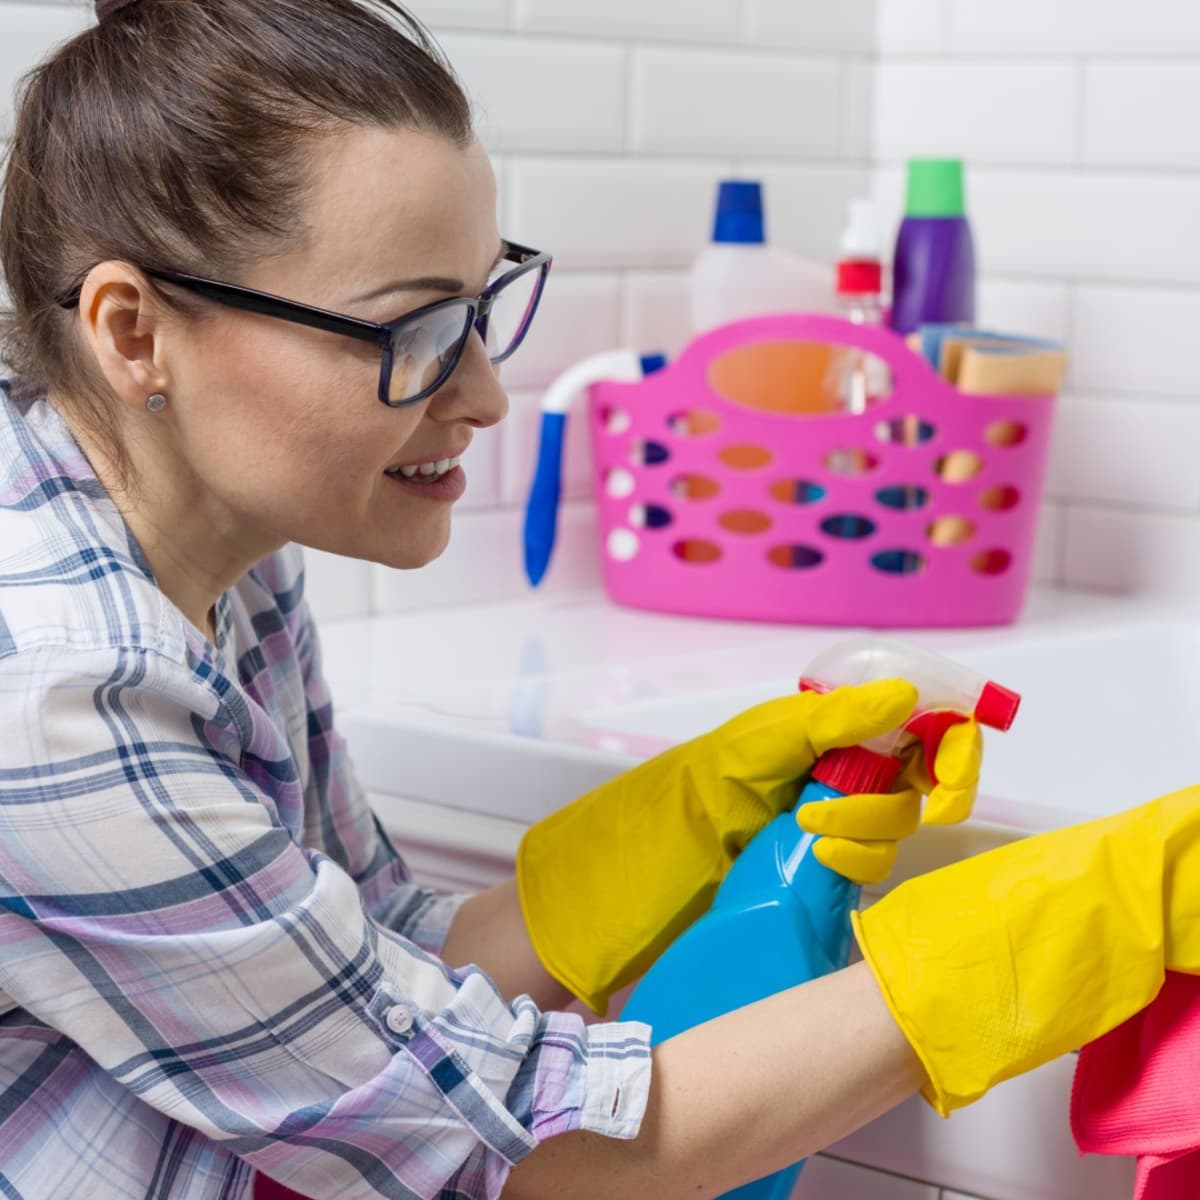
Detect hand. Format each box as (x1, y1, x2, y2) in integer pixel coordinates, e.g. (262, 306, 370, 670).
(517, 678, 919, 1014)
(854, 786, 1200, 1114)
(795, 719, 983, 884)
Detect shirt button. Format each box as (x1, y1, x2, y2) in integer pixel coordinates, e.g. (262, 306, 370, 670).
(386, 1004, 415, 1036)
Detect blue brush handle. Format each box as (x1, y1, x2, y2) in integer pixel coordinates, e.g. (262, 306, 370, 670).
(523, 412, 567, 587)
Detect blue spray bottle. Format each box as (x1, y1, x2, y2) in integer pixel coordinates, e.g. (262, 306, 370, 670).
(619, 636, 1021, 1199)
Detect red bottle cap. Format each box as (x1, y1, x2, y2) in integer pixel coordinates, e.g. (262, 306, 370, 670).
(836, 259, 883, 296)
(974, 681, 1021, 731)
(811, 745, 902, 796)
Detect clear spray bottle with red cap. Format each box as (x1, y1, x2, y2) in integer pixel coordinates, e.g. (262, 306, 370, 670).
(825, 198, 891, 415)
(620, 636, 1020, 1200)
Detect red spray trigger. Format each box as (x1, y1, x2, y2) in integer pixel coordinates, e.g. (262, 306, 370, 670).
(904, 710, 966, 789)
(904, 682, 1020, 787)
(797, 678, 963, 790)
(801, 662, 1017, 792)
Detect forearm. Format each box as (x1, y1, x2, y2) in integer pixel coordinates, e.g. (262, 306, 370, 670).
(440, 877, 574, 1011)
(504, 960, 925, 1200)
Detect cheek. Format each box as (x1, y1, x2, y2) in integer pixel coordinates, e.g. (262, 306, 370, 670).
(178, 320, 408, 509)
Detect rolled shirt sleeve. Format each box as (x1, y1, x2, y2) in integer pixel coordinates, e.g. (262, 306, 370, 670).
(0, 640, 652, 1198)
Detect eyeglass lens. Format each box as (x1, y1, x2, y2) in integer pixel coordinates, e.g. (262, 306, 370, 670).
(387, 262, 543, 404)
(388, 309, 473, 404)
(481, 262, 542, 362)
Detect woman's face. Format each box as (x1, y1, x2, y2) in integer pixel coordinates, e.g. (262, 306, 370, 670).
(163, 125, 509, 571)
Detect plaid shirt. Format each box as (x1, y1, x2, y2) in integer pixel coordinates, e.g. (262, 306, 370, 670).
(0, 384, 651, 1199)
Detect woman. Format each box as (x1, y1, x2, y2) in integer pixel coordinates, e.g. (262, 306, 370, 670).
(0, 2, 1194, 1198)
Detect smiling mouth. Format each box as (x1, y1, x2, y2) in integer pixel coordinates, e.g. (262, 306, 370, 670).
(384, 454, 462, 483)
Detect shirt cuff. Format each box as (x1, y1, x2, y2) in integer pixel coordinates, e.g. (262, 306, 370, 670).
(578, 1018, 653, 1140)
(511, 1012, 653, 1145)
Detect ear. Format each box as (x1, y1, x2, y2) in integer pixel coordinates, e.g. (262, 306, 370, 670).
(75, 261, 171, 411)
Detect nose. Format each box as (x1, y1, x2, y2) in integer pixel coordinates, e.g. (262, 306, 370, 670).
(428, 331, 509, 428)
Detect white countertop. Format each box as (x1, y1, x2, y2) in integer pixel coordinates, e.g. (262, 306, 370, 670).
(319, 588, 1157, 1200)
(319, 584, 1200, 833)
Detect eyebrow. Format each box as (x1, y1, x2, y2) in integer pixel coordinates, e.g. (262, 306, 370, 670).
(350, 243, 508, 307)
(350, 274, 463, 304)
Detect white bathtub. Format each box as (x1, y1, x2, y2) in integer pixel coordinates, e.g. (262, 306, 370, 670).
(321, 584, 1182, 1200)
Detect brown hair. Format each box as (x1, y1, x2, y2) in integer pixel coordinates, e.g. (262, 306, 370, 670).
(0, 0, 472, 480)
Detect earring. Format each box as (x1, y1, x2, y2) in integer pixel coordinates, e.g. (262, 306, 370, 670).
(146, 393, 167, 413)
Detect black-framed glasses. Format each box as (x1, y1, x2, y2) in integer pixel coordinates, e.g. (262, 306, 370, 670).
(59, 240, 552, 407)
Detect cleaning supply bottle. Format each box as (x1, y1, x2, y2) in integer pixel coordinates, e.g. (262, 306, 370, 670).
(619, 636, 1021, 1200)
(836, 198, 885, 329)
(888, 158, 976, 336)
(825, 198, 889, 415)
(689, 179, 829, 333)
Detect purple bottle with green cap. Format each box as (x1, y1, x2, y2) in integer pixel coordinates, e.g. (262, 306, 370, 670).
(889, 158, 976, 335)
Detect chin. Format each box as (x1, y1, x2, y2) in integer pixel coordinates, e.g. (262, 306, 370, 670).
(301, 507, 453, 570)
(374, 524, 453, 571)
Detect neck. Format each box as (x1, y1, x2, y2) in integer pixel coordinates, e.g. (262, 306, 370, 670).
(55, 397, 281, 645)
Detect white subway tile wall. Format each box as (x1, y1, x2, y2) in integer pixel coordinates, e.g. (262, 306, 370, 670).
(876, 1, 1200, 602)
(369, 502, 602, 613)
(620, 271, 693, 360)
(499, 388, 593, 507)
(0, 3, 90, 134)
(1031, 500, 1063, 587)
(874, 62, 1079, 166)
(631, 48, 844, 158)
(415, 0, 507, 31)
(1064, 505, 1200, 600)
(439, 33, 626, 153)
(842, 58, 877, 158)
(1083, 63, 1200, 168)
(876, 0, 945, 56)
(743, 0, 876, 54)
(975, 278, 1070, 344)
(302, 550, 374, 623)
(9, 2, 1196, 619)
(504, 157, 734, 271)
(513, 0, 740, 44)
(946, 0, 1200, 56)
(1070, 285, 1200, 396)
(1047, 397, 1200, 510)
(972, 172, 1200, 285)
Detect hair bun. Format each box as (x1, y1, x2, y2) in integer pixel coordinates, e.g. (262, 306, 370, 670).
(96, 0, 141, 21)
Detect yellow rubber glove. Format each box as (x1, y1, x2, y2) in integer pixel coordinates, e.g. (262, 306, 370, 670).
(517, 679, 919, 1014)
(853, 785, 1200, 1116)
(796, 719, 984, 884)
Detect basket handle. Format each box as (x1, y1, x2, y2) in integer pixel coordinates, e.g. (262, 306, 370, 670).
(668, 312, 947, 400)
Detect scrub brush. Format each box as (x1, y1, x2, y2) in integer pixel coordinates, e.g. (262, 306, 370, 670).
(523, 348, 656, 587)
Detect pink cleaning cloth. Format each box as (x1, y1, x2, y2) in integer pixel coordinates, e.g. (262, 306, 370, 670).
(1073, 971, 1200, 1200)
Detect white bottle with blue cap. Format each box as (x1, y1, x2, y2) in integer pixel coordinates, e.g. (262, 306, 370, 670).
(690, 179, 829, 333)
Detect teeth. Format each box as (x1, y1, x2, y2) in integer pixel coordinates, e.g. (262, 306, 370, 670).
(387, 455, 462, 481)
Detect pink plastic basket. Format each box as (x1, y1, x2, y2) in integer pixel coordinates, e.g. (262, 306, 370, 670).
(587, 314, 1057, 628)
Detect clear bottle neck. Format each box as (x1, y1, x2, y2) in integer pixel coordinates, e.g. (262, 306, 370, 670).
(837, 292, 885, 325)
